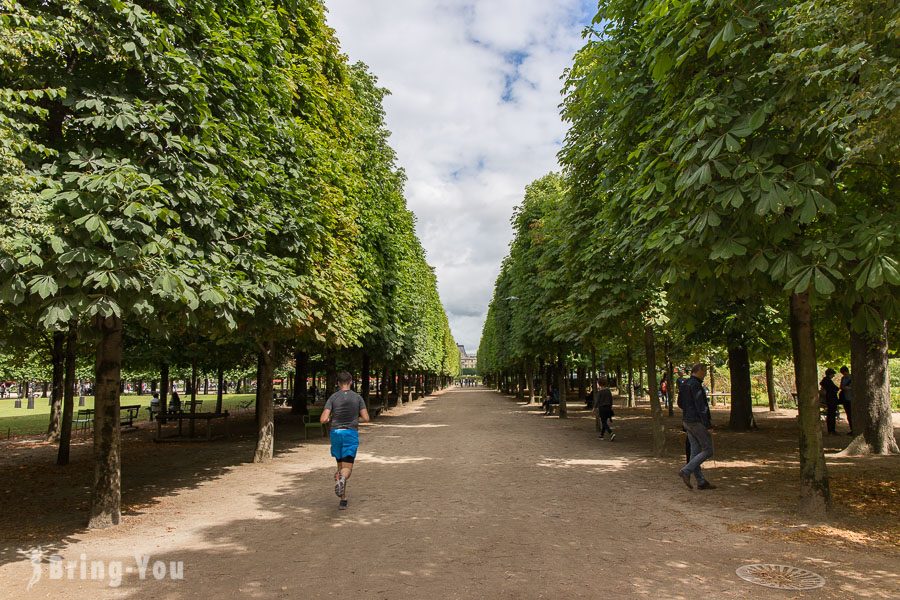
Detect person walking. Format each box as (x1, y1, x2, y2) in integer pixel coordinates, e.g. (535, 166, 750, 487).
(320, 371, 370, 510)
(839, 366, 853, 435)
(593, 383, 616, 441)
(677, 363, 716, 490)
(820, 368, 840, 435)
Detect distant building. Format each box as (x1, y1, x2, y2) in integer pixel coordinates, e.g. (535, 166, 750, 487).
(457, 344, 477, 371)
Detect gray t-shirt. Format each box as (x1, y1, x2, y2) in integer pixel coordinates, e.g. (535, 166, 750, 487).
(324, 390, 367, 430)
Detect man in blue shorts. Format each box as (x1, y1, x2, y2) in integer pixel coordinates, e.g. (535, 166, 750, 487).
(320, 371, 370, 510)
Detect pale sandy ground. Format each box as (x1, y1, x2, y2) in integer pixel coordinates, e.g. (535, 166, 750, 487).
(1, 387, 898, 599)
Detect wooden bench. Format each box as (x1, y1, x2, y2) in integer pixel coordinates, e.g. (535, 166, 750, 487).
(155, 411, 230, 441)
(120, 404, 142, 429)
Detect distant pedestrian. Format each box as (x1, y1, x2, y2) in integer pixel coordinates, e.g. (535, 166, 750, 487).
(169, 390, 181, 412)
(839, 366, 853, 435)
(592, 384, 615, 441)
(542, 384, 558, 415)
(320, 371, 370, 510)
(820, 368, 840, 435)
(677, 363, 716, 490)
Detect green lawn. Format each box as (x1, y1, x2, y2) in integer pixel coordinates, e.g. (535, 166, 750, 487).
(0, 393, 257, 438)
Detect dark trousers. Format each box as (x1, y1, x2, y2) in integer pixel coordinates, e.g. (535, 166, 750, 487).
(826, 401, 838, 433)
(841, 400, 853, 432)
(599, 414, 612, 436)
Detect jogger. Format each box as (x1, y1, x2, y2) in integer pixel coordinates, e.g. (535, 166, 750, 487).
(320, 371, 370, 510)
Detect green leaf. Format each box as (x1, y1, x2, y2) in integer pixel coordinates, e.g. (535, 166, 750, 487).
(29, 275, 58, 299)
(813, 268, 835, 295)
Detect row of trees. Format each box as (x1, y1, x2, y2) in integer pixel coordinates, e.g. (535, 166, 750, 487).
(0, 0, 458, 528)
(479, 0, 898, 515)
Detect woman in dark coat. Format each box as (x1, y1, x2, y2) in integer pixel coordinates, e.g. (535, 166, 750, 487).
(820, 368, 839, 435)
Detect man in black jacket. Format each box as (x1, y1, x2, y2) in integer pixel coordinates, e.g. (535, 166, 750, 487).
(677, 363, 716, 490)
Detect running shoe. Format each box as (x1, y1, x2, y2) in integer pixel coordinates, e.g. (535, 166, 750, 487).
(609, 433, 616, 441)
(338, 499, 348, 510)
(334, 474, 346, 497)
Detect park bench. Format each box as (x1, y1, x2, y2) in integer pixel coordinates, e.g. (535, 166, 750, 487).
(155, 410, 230, 442)
(183, 400, 203, 412)
(73, 406, 141, 434)
(238, 397, 254, 409)
(120, 404, 142, 429)
(709, 392, 730, 407)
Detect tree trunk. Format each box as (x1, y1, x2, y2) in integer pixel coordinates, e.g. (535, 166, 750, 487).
(556, 353, 568, 419)
(254, 340, 276, 463)
(727, 342, 754, 430)
(292, 349, 309, 415)
(216, 366, 224, 414)
(577, 366, 586, 405)
(47, 331, 65, 442)
(664, 341, 675, 417)
(841, 318, 899, 456)
(626, 344, 634, 408)
(381, 366, 390, 409)
(765, 358, 777, 412)
(638, 363, 644, 398)
(709, 363, 716, 395)
(789, 291, 830, 515)
(159, 363, 169, 423)
(526, 363, 535, 404)
(538, 358, 550, 399)
(615, 364, 623, 397)
(644, 326, 666, 456)
(57, 326, 77, 466)
(406, 371, 414, 403)
(88, 316, 123, 529)
(361, 353, 371, 402)
(189, 361, 198, 438)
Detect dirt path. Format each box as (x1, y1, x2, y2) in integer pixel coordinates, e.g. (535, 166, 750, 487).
(1, 388, 897, 598)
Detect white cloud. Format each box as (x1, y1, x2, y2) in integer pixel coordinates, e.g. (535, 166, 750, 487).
(325, 0, 595, 351)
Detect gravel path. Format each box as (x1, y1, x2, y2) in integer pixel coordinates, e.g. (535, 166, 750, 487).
(2, 387, 897, 598)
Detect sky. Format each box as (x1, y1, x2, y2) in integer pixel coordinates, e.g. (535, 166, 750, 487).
(325, 0, 597, 353)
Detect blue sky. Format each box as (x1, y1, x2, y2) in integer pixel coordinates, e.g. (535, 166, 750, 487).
(326, 0, 598, 352)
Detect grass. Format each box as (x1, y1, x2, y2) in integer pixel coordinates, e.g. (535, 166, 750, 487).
(0, 393, 257, 438)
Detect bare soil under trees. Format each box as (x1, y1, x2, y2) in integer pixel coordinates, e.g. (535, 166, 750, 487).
(0, 387, 897, 598)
